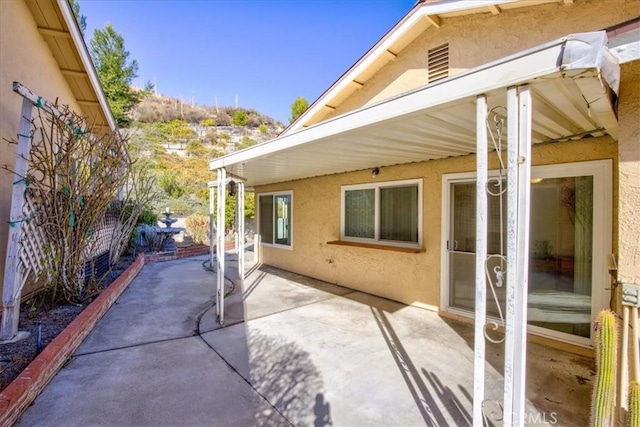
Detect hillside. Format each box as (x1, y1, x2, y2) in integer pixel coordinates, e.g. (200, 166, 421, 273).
(125, 93, 284, 217)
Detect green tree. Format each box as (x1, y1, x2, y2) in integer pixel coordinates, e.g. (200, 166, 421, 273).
(232, 110, 249, 126)
(289, 96, 309, 123)
(90, 24, 151, 127)
(69, 0, 87, 35)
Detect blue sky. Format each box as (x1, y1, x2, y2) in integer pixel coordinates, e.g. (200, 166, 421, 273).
(79, 0, 417, 124)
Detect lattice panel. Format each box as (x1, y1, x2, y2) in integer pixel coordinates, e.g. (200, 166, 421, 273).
(17, 189, 55, 292)
(17, 189, 123, 293)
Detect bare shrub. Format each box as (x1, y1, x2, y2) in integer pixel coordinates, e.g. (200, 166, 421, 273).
(15, 104, 155, 304)
(185, 213, 210, 245)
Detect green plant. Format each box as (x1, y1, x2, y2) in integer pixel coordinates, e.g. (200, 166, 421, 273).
(199, 118, 215, 127)
(289, 96, 309, 123)
(532, 240, 554, 260)
(185, 213, 211, 245)
(137, 207, 159, 226)
(159, 172, 184, 198)
(232, 109, 248, 126)
(237, 136, 256, 150)
(591, 309, 618, 427)
(630, 382, 640, 427)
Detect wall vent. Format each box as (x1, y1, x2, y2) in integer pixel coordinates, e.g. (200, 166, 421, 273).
(428, 43, 449, 83)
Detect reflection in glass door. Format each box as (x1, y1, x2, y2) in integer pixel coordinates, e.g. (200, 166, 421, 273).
(448, 175, 595, 339)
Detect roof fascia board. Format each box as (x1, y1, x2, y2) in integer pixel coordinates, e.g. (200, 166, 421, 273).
(284, 3, 426, 134)
(211, 34, 596, 172)
(284, 0, 523, 135)
(418, 0, 521, 15)
(56, 0, 117, 132)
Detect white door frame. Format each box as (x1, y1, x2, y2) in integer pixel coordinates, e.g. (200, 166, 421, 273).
(441, 159, 613, 347)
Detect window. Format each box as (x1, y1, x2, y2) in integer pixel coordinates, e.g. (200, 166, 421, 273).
(258, 192, 292, 248)
(341, 179, 422, 248)
(428, 43, 449, 83)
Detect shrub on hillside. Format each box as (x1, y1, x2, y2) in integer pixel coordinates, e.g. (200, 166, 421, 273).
(159, 172, 184, 198)
(185, 213, 211, 245)
(232, 110, 249, 126)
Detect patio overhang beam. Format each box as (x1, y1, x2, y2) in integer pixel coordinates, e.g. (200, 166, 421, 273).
(209, 31, 619, 188)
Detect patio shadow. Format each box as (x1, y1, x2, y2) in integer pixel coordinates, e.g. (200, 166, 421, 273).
(248, 328, 327, 426)
(371, 306, 472, 426)
(202, 323, 328, 426)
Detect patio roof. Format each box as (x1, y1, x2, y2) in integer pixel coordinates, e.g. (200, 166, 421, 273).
(209, 31, 619, 187)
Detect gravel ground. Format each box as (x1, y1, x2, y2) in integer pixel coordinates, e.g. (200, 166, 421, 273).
(0, 257, 134, 392)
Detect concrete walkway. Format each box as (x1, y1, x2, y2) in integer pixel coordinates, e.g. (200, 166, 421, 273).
(16, 253, 594, 426)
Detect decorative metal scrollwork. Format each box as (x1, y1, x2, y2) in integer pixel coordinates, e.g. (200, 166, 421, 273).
(482, 399, 504, 424)
(483, 106, 508, 344)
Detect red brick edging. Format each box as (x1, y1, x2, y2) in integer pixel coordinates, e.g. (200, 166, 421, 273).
(145, 245, 211, 263)
(0, 255, 146, 427)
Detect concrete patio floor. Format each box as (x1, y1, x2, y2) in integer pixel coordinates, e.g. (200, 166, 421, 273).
(16, 251, 594, 426)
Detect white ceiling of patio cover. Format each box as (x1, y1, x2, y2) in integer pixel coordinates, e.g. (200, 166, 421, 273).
(210, 32, 619, 187)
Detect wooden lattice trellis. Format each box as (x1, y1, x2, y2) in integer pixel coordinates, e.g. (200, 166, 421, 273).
(2, 82, 140, 341)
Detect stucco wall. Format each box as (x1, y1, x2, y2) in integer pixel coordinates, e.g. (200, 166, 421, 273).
(326, 0, 639, 120)
(0, 1, 82, 298)
(255, 137, 617, 308)
(617, 59, 640, 284)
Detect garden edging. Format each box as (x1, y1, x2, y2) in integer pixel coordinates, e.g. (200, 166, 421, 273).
(0, 254, 146, 427)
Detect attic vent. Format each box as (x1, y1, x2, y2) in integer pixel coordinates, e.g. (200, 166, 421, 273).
(428, 43, 449, 83)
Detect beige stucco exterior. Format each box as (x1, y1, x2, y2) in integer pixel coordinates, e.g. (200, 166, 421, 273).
(0, 1, 85, 300)
(322, 0, 638, 121)
(255, 136, 617, 309)
(251, 0, 639, 351)
(617, 59, 640, 285)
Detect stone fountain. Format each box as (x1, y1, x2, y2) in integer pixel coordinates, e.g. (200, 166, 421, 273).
(155, 208, 184, 252)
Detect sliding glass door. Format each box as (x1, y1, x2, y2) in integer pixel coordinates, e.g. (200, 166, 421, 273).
(443, 161, 611, 343)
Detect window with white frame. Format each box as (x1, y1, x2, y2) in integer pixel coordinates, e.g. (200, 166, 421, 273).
(341, 179, 422, 247)
(258, 191, 292, 248)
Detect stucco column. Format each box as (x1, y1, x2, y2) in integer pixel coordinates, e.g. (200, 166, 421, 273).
(617, 61, 640, 287)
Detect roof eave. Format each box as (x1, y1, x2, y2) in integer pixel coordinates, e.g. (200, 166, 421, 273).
(283, 0, 538, 135)
(56, 0, 118, 134)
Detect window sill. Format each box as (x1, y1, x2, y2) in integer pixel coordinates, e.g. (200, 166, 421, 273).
(326, 240, 423, 253)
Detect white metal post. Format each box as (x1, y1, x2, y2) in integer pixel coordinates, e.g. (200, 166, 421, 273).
(237, 181, 245, 283)
(214, 177, 220, 318)
(503, 85, 532, 426)
(0, 97, 34, 341)
(216, 168, 226, 325)
(513, 85, 532, 421)
(503, 86, 519, 427)
(209, 184, 215, 271)
(473, 94, 489, 426)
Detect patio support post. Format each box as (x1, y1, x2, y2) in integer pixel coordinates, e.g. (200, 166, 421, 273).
(473, 94, 488, 426)
(237, 181, 245, 283)
(503, 85, 532, 426)
(216, 168, 226, 324)
(0, 97, 33, 342)
(209, 184, 215, 271)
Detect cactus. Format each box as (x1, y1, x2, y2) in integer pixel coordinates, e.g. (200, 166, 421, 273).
(629, 382, 640, 427)
(591, 309, 618, 427)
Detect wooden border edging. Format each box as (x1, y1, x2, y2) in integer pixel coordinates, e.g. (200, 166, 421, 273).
(0, 254, 146, 427)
